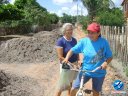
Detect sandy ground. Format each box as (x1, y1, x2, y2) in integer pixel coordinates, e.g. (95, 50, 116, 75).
(0, 61, 59, 96)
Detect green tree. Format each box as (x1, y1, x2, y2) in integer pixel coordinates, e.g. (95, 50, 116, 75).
(0, 4, 24, 21)
(14, 0, 46, 11)
(74, 0, 115, 21)
(97, 8, 125, 26)
(78, 16, 90, 30)
(0, 0, 59, 34)
(23, 5, 58, 26)
(14, 0, 58, 26)
(49, 13, 59, 24)
(60, 13, 77, 24)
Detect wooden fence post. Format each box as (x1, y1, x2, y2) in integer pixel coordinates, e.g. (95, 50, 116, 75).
(101, 25, 127, 66)
(126, 19, 128, 65)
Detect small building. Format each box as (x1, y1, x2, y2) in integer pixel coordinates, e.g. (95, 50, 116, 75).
(122, 0, 128, 18)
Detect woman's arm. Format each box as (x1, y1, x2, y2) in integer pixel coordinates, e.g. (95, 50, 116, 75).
(102, 39, 113, 69)
(78, 53, 84, 66)
(106, 57, 113, 64)
(56, 47, 65, 62)
(101, 57, 113, 69)
(62, 50, 73, 63)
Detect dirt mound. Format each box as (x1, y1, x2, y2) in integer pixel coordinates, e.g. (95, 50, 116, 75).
(0, 70, 44, 96)
(0, 29, 61, 64)
(0, 28, 61, 96)
(0, 62, 59, 96)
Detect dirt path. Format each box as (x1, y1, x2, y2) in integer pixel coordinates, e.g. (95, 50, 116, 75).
(0, 61, 59, 96)
(0, 62, 127, 96)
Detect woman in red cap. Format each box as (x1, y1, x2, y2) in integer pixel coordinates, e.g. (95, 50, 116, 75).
(63, 22, 113, 96)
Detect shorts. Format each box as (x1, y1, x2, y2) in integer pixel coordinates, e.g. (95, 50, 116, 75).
(72, 72, 105, 92)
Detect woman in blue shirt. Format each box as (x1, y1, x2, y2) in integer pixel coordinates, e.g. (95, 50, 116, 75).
(55, 23, 81, 96)
(63, 23, 113, 96)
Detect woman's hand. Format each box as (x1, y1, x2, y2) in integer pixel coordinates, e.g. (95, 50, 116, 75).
(62, 50, 73, 64)
(101, 58, 112, 69)
(78, 60, 83, 66)
(62, 58, 69, 64)
(101, 62, 108, 69)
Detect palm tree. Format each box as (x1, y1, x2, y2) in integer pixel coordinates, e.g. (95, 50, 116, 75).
(73, 0, 115, 21)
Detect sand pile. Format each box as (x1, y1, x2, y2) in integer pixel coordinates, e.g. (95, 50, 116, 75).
(0, 29, 61, 64)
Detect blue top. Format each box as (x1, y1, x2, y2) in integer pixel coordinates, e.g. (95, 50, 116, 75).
(56, 36, 78, 63)
(71, 37, 112, 77)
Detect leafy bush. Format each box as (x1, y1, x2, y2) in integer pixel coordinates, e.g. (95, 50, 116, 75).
(97, 8, 125, 26)
(0, 0, 59, 34)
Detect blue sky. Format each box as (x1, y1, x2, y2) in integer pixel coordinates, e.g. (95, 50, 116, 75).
(10, 0, 124, 16)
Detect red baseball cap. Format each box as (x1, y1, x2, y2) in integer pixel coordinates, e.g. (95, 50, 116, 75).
(87, 23, 100, 32)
